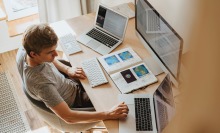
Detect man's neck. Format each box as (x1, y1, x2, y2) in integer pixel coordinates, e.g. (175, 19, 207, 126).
(26, 55, 42, 67)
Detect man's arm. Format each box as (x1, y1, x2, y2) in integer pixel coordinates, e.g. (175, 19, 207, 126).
(52, 58, 69, 74)
(52, 58, 86, 79)
(50, 101, 129, 124)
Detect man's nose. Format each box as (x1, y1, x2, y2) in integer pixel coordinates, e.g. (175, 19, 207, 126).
(53, 50, 58, 56)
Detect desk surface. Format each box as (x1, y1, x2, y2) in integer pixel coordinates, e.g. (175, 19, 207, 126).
(64, 8, 168, 133)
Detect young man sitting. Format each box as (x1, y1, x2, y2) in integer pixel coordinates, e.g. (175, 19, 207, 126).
(17, 23, 128, 124)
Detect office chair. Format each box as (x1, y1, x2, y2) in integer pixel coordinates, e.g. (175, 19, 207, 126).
(22, 85, 98, 132)
(16, 47, 99, 132)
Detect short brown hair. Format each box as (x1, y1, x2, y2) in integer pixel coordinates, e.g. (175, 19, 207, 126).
(22, 23, 58, 57)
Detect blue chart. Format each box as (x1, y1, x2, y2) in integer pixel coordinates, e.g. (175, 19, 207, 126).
(133, 64, 149, 78)
(118, 51, 133, 61)
(104, 55, 120, 66)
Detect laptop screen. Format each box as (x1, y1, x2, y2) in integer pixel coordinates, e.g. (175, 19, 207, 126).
(153, 74, 175, 131)
(96, 5, 128, 39)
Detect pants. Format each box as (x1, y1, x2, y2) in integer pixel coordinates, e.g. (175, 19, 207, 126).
(58, 60, 93, 108)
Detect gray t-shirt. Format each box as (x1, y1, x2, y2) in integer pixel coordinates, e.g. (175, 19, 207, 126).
(16, 47, 78, 108)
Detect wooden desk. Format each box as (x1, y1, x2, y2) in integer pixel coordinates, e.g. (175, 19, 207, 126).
(63, 13, 167, 133)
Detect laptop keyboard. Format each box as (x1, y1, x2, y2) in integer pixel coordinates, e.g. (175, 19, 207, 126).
(135, 98, 153, 131)
(86, 28, 119, 48)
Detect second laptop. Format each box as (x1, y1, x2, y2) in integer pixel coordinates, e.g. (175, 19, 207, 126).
(77, 4, 129, 55)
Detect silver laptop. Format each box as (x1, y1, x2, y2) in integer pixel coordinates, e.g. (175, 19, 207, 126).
(76, 4, 128, 55)
(119, 74, 175, 133)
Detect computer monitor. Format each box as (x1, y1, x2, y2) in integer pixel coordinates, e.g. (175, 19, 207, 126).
(135, 0, 183, 87)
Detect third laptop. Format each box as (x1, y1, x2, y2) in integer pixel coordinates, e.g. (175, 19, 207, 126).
(76, 4, 128, 55)
(119, 74, 175, 133)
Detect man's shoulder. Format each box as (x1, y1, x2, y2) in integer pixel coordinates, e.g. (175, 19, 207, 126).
(16, 47, 26, 62)
(26, 69, 50, 81)
(16, 47, 27, 78)
(26, 64, 58, 84)
(26, 71, 53, 90)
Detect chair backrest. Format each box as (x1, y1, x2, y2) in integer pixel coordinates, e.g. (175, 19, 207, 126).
(23, 85, 98, 132)
(16, 47, 98, 132)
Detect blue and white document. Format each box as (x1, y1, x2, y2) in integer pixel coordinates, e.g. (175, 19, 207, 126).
(98, 47, 157, 93)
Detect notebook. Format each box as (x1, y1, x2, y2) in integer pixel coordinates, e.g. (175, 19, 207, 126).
(119, 74, 175, 133)
(76, 4, 128, 55)
(98, 47, 157, 93)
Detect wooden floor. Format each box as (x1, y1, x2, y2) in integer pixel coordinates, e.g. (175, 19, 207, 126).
(0, 49, 63, 133)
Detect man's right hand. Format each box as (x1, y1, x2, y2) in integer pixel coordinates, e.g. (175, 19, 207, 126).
(52, 101, 129, 124)
(106, 102, 129, 120)
(67, 66, 86, 79)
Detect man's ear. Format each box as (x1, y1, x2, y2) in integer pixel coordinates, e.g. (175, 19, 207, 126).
(30, 51, 38, 58)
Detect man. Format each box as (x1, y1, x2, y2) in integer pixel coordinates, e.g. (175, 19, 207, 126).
(17, 23, 128, 124)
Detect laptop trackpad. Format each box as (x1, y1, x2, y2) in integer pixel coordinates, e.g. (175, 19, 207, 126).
(119, 105, 136, 133)
(87, 40, 101, 49)
(77, 35, 91, 46)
